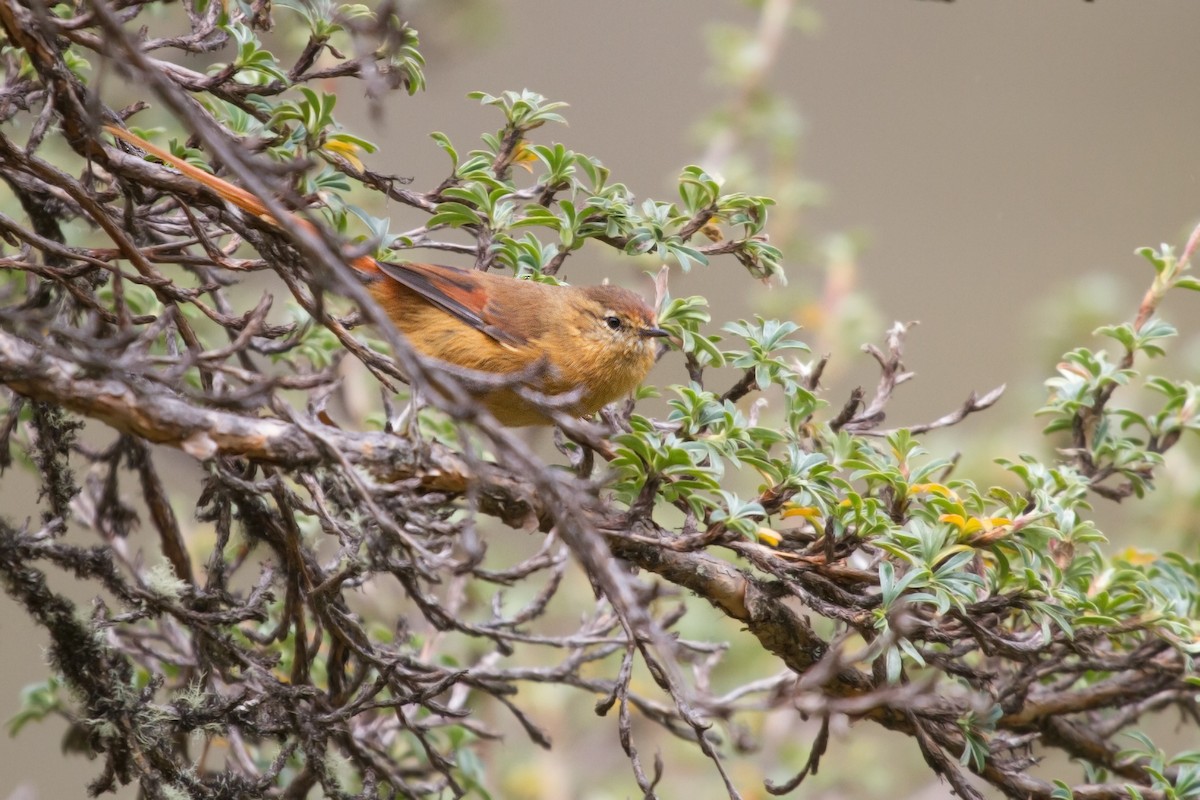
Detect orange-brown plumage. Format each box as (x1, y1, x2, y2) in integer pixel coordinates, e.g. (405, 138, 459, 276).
(105, 126, 667, 425)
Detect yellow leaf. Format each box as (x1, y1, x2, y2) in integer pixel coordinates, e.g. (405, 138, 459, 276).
(909, 482, 957, 500)
(942, 513, 1012, 538)
(322, 139, 364, 172)
(700, 217, 723, 242)
(939, 513, 967, 530)
(755, 527, 782, 546)
(781, 504, 821, 521)
(511, 141, 538, 173)
(1116, 547, 1158, 566)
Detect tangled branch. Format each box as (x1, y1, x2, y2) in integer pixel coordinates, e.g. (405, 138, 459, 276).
(1, 2, 1198, 799)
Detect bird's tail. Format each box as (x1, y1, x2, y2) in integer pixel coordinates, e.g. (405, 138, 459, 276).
(103, 124, 379, 275)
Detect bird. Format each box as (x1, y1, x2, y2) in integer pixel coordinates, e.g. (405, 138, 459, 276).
(104, 125, 669, 426)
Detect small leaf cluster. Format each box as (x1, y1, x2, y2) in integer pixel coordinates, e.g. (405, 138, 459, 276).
(1110, 733, 1200, 800)
(1039, 245, 1200, 499)
(610, 310, 819, 525)
(420, 92, 782, 280)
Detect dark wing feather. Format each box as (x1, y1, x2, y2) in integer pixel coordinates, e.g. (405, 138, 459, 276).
(374, 261, 528, 346)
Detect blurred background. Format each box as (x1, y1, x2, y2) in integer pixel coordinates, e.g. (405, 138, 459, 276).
(4, 1, 1200, 797)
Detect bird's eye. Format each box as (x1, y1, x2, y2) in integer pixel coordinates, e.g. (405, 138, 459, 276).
(604, 316, 622, 331)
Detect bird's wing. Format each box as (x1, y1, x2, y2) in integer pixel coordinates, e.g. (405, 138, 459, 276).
(374, 261, 533, 347)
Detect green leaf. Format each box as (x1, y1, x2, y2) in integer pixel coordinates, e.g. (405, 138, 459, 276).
(430, 132, 459, 170)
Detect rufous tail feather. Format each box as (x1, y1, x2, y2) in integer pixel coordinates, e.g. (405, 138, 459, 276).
(103, 124, 379, 276)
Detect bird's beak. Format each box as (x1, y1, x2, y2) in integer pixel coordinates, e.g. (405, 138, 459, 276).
(638, 326, 671, 339)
